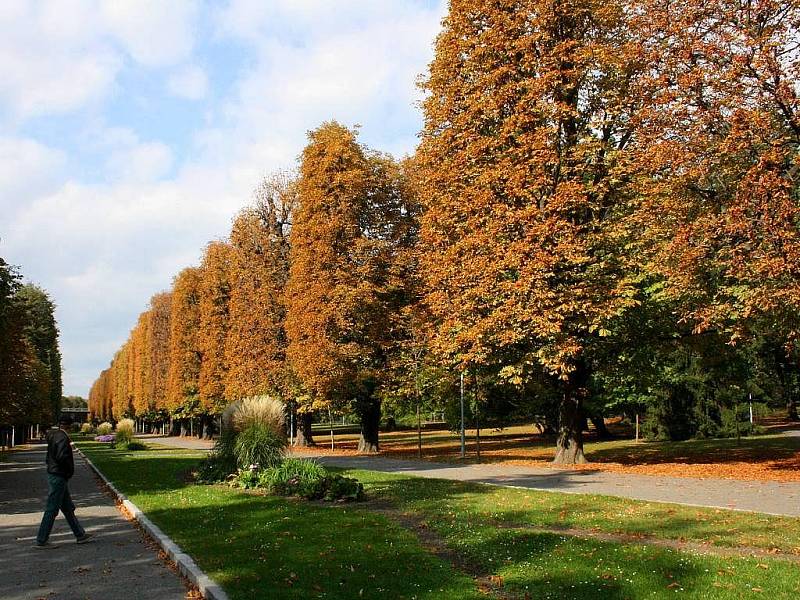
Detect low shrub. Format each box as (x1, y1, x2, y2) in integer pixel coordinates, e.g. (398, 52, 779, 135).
(325, 475, 365, 502)
(116, 418, 135, 446)
(97, 422, 113, 436)
(262, 458, 364, 502)
(122, 440, 147, 451)
(80, 423, 94, 434)
(196, 429, 238, 483)
(229, 466, 260, 489)
(263, 458, 328, 498)
(233, 423, 286, 469)
(94, 434, 116, 443)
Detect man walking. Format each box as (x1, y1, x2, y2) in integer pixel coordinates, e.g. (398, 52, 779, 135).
(34, 415, 92, 548)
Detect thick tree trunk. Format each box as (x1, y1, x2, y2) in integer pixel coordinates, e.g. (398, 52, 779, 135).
(788, 397, 799, 421)
(294, 412, 316, 447)
(357, 401, 380, 453)
(590, 415, 613, 440)
(553, 361, 589, 464)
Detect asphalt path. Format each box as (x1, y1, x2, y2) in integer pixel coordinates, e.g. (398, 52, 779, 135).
(0, 444, 188, 600)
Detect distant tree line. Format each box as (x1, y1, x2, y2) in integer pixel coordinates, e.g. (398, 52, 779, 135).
(90, 0, 800, 462)
(1, 256, 63, 441)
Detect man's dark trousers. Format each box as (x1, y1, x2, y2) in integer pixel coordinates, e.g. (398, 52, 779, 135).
(36, 473, 85, 544)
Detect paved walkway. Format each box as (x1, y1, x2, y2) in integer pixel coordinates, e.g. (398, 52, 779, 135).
(0, 444, 187, 600)
(148, 434, 800, 517)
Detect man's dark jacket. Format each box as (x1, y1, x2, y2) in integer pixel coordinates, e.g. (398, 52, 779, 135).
(46, 428, 74, 479)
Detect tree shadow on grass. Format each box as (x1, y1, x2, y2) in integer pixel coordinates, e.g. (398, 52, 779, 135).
(142, 491, 482, 600)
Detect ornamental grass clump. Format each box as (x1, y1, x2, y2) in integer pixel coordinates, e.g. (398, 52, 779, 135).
(198, 395, 287, 483)
(97, 422, 113, 436)
(234, 424, 286, 469)
(115, 418, 135, 447)
(222, 395, 285, 434)
(80, 422, 94, 434)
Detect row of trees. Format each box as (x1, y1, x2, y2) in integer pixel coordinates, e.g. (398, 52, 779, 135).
(1, 256, 63, 435)
(91, 0, 800, 462)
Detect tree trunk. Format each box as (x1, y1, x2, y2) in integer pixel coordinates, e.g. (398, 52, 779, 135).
(788, 397, 799, 421)
(357, 400, 380, 453)
(590, 415, 613, 440)
(553, 361, 589, 464)
(294, 412, 316, 447)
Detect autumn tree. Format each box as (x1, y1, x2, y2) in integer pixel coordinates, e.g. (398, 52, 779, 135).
(622, 0, 800, 423)
(286, 122, 410, 452)
(131, 310, 152, 417)
(167, 267, 203, 421)
(198, 241, 234, 421)
(417, 0, 649, 463)
(226, 173, 303, 436)
(149, 292, 172, 418)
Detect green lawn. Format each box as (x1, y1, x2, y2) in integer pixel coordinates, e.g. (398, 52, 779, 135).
(78, 442, 800, 599)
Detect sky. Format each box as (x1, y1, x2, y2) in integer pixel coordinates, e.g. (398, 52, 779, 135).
(0, 0, 447, 397)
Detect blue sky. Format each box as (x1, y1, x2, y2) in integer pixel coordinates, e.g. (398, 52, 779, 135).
(0, 0, 446, 396)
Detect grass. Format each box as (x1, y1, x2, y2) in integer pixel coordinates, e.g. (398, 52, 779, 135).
(77, 442, 800, 599)
(77, 441, 478, 600)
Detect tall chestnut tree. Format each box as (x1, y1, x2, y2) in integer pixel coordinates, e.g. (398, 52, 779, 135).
(417, 0, 647, 463)
(286, 122, 409, 452)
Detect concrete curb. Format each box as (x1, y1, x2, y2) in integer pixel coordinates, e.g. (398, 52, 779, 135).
(76, 449, 230, 600)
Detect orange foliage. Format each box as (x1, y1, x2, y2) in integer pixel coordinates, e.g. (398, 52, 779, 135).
(166, 267, 202, 412)
(417, 0, 648, 462)
(225, 172, 296, 401)
(198, 241, 234, 414)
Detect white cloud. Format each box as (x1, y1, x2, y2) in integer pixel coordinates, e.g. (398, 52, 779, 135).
(106, 141, 174, 183)
(0, 0, 200, 119)
(168, 65, 209, 100)
(100, 0, 199, 67)
(0, 137, 67, 214)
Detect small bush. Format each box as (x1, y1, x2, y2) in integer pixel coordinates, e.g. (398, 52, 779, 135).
(97, 422, 113, 436)
(94, 434, 115, 443)
(234, 423, 286, 469)
(122, 440, 147, 451)
(262, 458, 328, 498)
(80, 423, 94, 434)
(325, 475, 365, 502)
(116, 418, 135, 446)
(229, 466, 260, 489)
(262, 458, 364, 501)
(196, 429, 238, 483)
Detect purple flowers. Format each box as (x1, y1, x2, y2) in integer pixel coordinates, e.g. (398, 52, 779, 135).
(94, 434, 116, 443)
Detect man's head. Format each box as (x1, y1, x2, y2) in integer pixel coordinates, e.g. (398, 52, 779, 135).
(58, 415, 73, 430)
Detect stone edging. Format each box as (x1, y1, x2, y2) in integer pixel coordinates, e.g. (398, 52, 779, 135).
(76, 449, 229, 600)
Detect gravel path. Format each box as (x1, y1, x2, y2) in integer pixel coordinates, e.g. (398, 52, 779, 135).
(0, 444, 188, 600)
(147, 434, 800, 517)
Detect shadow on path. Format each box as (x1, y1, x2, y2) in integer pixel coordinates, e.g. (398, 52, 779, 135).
(0, 444, 188, 600)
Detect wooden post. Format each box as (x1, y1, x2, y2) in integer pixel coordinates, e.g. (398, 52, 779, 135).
(635, 414, 639, 442)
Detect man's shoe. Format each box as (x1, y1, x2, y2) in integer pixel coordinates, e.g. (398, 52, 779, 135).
(76, 533, 94, 544)
(33, 541, 57, 549)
